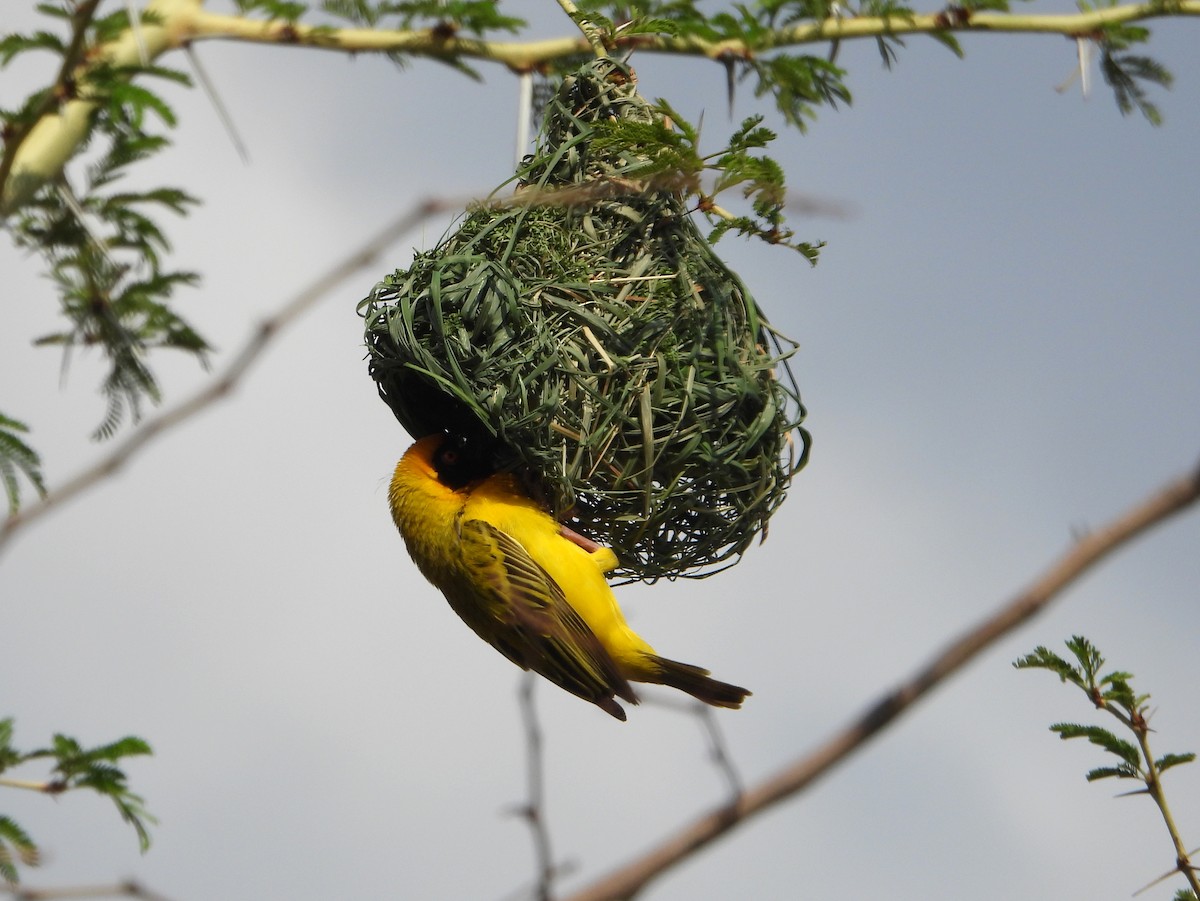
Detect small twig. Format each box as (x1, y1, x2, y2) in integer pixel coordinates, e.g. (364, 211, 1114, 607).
(696, 706, 743, 800)
(1130, 725, 1200, 897)
(1132, 848, 1200, 896)
(1, 881, 172, 901)
(635, 693, 744, 797)
(0, 197, 454, 557)
(564, 455, 1200, 901)
(516, 673, 556, 901)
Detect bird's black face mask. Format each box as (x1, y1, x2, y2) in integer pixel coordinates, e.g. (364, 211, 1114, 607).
(432, 432, 498, 490)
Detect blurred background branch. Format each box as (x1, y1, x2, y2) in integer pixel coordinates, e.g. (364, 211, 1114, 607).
(564, 455, 1200, 901)
(0, 197, 452, 556)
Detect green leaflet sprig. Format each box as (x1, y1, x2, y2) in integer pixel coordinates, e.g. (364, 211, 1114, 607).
(0, 414, 46, 515)
(1099, 47, 1174, 124)
(319, 0, 526, 76)
(1015, 636, 1200, 898)
(3, 11, 206, 441)
(589, 102, 824, 259)
(1075, 0, 1175, 123)
(234, 0, 311, 21)
(0, 815, 39, 887)
(577, 0, 1175, 127)
(579, 0, 858, 126)
(0, 718, 155, 886)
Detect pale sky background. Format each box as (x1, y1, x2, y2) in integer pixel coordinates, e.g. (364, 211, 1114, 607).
(3, 1, 1199, 899)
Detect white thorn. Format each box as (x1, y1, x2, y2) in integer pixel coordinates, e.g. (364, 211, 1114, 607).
(185, 45, 250, 163)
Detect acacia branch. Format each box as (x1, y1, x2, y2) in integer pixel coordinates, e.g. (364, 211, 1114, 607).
(180, 0, 1200, 60)
(4, 0, 1199, 216)
(1130, 724, 1200, 897)
(0, 0, 194, 216)
(0, 0, 102, 206)
(0, 197, 451, 558)
(563, 455, 1200, 901)
(553, 0, 610, 59)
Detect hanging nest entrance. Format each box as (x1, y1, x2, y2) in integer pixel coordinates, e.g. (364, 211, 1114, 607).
(360, 58, 810, 581)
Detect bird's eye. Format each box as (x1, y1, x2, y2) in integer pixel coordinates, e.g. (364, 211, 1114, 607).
(439, 448, 459, 467)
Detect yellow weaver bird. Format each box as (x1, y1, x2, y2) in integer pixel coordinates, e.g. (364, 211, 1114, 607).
(388, 433, 750, 721)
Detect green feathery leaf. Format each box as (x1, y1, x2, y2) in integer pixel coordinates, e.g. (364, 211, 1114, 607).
(22, 730, 156, 853)
(1013, 644, 1084, 687)
(0, 815, 40, 885)
(0, 29, 65, 65)
(1100, 49, 1172, 125)
(0, 414, 47, 515)
(0, 719, 20, 773)
(234, 0, 309, 21)
(1050, 722, 1141, 769)
(1064, 635, 1105, 682)
(1084, 763, 1141, 781)
(4, 0, 206, 441)
(1156, 752, 1197, 775)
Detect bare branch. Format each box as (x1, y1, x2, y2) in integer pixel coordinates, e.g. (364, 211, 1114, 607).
(563, 455, 1200, 901)
(1, 881, 172, 901)
(0, 197, 453, 558)
(696, 706, 743, 801)
(516, 674, 556, 901)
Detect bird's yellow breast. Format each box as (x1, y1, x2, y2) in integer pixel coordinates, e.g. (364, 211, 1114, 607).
(464, 475, 656, 665)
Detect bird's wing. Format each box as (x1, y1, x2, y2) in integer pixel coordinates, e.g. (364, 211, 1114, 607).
(458, 517, 637, 707)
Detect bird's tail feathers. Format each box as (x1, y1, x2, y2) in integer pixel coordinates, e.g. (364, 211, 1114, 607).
(596, 696, 630, 721)
(648, 656, 751, 709)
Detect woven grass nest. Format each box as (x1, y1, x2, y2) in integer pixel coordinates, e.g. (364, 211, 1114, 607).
(360, 58, 810, 581)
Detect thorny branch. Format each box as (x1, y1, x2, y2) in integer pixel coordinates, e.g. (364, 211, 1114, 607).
(4, 0, 1199, 216)
(0, 0, 102, 203)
